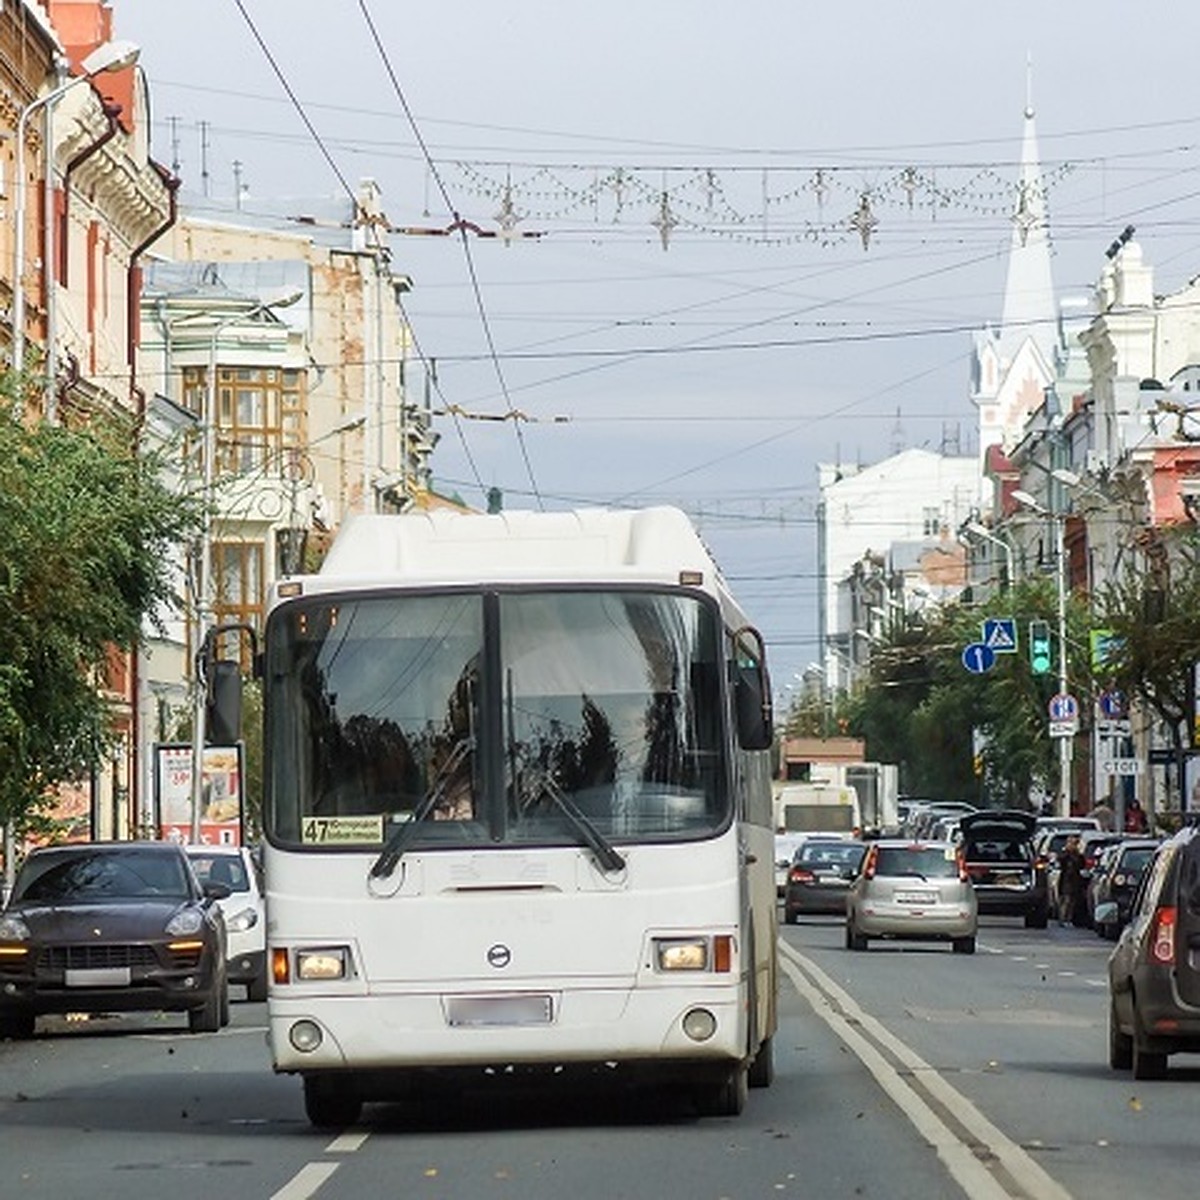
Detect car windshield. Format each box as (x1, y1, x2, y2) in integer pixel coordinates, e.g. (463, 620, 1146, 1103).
(188, 854, 250, 893)
(874, 846, 959, 878)
(13, 849, 191, 902)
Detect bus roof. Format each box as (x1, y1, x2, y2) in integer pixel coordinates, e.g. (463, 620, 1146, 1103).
(271, 507, 755, 631)
(310, 506, 718, 586)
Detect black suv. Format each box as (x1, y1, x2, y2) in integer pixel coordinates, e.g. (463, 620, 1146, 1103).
(0, 842, 229, 1039)
(1107, 823, 1200, 1079)
(959, 809, 1049, 928)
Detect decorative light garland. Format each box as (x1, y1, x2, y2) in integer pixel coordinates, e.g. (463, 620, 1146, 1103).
(430, 160, 1075, 251)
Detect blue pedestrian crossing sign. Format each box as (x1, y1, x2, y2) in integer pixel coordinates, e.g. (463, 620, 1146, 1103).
(982, 617, 1018, 655)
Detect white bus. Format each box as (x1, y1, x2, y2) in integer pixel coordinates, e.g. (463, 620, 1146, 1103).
(249, 506, 777, 1126)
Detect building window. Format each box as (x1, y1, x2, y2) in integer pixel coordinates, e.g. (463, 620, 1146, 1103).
(212, 540, 264, 668)
(182, 364, 306, 476)
(923, 506, 940, 537)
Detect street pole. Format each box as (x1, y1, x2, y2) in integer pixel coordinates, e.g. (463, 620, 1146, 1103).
(187, 291, 303, 843)
(1055, 513, 1071, 817)
(188, 324, 220, 845)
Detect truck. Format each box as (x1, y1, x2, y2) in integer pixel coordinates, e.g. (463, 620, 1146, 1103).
(773, 782, 861, 835)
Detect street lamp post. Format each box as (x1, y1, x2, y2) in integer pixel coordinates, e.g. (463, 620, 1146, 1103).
(187, 292, 303, 843)
(1014, 488, 1071, 817)
(964, 521, 1017, 588)
(12, 41, 140, 381)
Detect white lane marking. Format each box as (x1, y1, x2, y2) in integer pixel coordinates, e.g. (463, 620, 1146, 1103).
(327, 1132, 369, 1153)
(270, 1161, 339, 1200)
(780, 941, 1073, 1200)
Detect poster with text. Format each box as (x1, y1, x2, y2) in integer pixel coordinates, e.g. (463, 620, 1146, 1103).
(156, 743, 244, 845)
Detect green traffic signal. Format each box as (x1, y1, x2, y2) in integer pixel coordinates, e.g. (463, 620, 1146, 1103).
(1029, 619, 1052, 674)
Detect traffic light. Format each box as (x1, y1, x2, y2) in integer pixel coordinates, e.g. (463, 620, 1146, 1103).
(1029, 620, 1052, 675)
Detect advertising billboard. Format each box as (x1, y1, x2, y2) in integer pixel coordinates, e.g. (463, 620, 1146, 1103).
(155, 743, 244, 845)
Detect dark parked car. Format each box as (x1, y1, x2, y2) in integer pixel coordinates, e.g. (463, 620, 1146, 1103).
(959, 809, 1049, 928)
(0, 842, 230, 1039)
(1090, 839, 1159, 938)
(783, 839, 866, 922)
(1108, 824, 1200, 1079)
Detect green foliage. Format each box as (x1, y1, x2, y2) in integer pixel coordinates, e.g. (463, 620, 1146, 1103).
(1096, 531, 1200, 744)
(848, 578, 1075, 806)
(0, 393, 199, 831)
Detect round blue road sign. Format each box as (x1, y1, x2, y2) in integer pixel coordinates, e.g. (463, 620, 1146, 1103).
(962, 642, 996, 674)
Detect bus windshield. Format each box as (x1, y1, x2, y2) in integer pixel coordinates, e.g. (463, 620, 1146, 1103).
(265, 589, 730, 851)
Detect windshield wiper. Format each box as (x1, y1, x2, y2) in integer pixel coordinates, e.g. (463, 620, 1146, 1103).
(524, 772, 626, 874)
(369, 740, 472, 880)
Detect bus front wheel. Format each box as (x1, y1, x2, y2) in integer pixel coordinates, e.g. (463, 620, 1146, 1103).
(304, 1075, 363, 1129)
(694, 1066, 748, 1117)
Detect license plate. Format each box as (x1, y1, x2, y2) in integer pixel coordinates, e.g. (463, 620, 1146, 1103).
(64, 967, 131, 987)
(895, 891, 937, 905)
(446, 994, 553, 1027)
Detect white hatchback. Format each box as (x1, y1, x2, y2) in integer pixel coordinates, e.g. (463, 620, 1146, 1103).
(185, 845, 267, 1001)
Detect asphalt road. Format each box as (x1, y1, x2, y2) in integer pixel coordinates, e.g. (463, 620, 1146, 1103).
(0, 918, 1195, 1200)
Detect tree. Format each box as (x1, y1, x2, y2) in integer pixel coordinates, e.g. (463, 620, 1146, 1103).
(1097, 529, 1200, 758)
(845, 579, 1075, 807)
(0, 393, 199, 842)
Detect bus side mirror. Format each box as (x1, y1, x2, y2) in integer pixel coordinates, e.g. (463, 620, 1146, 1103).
(734, 665, 774, 750)
(206, 659, 243, 745)
(732, 625, 773, 751)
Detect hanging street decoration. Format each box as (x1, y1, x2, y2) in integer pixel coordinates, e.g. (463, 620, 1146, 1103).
(432, 158, 1075, 251)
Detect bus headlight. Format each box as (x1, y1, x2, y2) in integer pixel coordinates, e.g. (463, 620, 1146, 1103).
(655, 938, 708, 971)
(296, 948, 349, 981)
(654, 935, 734, 973)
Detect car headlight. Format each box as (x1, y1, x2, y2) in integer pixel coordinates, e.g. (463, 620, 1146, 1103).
(0, 914, 31, 941)
(225, 906, 259, 934)
(166, 908, 204, 937)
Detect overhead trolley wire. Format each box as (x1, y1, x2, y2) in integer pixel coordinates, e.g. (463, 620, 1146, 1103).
(356, 0, 544, 509)
(230, 0, 490, 501)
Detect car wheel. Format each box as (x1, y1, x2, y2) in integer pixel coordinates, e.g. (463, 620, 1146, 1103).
(188, 984, 223, 1034)
(1108, 998, 1132, 1071)
(304, 1075, 363, 1128)
(0, 1011, 36, 1040)
(952, 935, 976, 955)
(247, 970, 269, 1003)
(1132, 1035, 1169, 1081)
(219, 978, 231, 1027)
(1024, 905, 1049, 930)
(846, 917, 868, 952)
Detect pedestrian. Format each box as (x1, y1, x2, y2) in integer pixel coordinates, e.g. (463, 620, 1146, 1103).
(1124, 798, 1148, 834)
(1057, 834, 1086, 927)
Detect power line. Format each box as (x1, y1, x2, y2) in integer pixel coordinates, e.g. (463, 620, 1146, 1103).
(356, 0, 543, 509)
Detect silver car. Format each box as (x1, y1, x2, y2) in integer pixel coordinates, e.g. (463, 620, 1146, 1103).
(846, 840, 978, 954)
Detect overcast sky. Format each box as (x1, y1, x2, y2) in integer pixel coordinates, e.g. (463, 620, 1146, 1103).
(112, 0, 1200, 694)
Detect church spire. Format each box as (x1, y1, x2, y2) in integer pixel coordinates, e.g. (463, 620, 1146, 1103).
(999, 58, 1057, 368)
